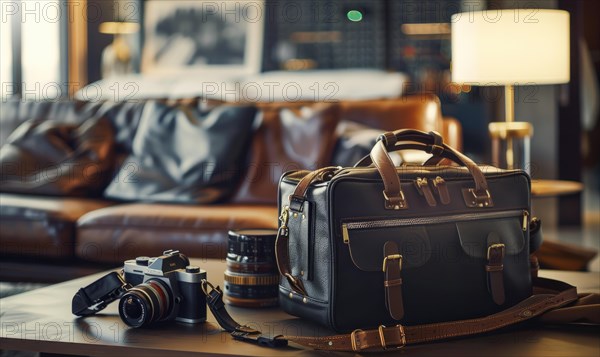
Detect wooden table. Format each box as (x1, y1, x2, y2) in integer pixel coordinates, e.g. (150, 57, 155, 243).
(531, 179, 583, 198)
(1, 259, 598, 357)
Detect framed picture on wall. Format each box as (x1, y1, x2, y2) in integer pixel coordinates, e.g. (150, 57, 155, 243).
(141, 0, 264, 76)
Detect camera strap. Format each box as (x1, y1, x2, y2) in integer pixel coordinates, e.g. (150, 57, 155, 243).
(202, 280, 288, 348)
(72, 271, 132, 316)
(202, 278, 598, 352)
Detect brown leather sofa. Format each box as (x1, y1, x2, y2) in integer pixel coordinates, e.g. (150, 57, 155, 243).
(0, 94, 461, 282)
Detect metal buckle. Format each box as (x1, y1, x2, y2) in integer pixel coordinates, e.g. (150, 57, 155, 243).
(472, 189, 491, 200)
(284, 273, 307, 295)
(201, 279, 218, 296)
(231, 331, 288, 348)
(382, 254, 403, 272)
(284, 273, 298, 288)
(378, 325, 406, 350)
(463, 188, 494, 208)
(350, 329, 363, 351)
(383, 190, 408, 210)
(487, 243, 506, 260)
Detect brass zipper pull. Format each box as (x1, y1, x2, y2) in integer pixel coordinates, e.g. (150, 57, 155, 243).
(433, 176, 451, 205)
(342, 223, 350, 244)
(522, 210, 529, 231)
(415, 177, 437, 207)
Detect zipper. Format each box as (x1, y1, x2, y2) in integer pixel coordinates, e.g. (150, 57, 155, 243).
(342, 223, 350, 244)
(415, 177, 437, 207)
(342, 209, 529, 244)
(522, 210, 529, 231)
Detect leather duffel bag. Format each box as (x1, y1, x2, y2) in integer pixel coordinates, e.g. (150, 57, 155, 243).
(276, 129, 541, 332)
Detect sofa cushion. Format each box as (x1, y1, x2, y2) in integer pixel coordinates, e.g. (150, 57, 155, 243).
(104, 101, 257, 204)
(0, 100, 100, 147)
(0, 194, 115, 258)
(331, 121, 382, 167)
(332, 121, 434, 167)
(232, 102, 340, 204)
(339, 94, 442, 132)
(0, 116, 116, 196)
(76, 203, 278, 263)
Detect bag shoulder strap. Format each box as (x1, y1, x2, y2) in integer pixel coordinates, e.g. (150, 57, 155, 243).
(204, 277, 580, 352)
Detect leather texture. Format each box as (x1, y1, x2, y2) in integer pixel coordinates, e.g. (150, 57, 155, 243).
(0, 193, 114, 258)
(486, 243, 506, 305)
(1, 100, 95, 147)
(282, 278, 579, 352)
(104, 102, 257, 203)
(339, 94, 441, 132)
(76, 203, 278, 263)
(0, 96, 463, 273)
(332, 95, 457, 167)
(278, 130, 533, 332)
(0, 116, 116, 196)
(538, 292, 600, 324)
(232, 102, 340, 204)
(383, 241, 404, 320)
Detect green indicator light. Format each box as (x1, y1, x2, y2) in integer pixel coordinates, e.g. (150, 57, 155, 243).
(347, 10, 363, 22)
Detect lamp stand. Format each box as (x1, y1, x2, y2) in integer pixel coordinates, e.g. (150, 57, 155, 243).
(489, 85, 534, 173)
(504, 85, 515, 169)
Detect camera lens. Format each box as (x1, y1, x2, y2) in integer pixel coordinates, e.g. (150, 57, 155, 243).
(123, 296, 144, 320)
(119, 279, 171, 327)
(225, 229, 279, 308)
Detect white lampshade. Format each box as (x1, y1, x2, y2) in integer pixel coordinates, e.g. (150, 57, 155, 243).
(451, 9, 570, 85)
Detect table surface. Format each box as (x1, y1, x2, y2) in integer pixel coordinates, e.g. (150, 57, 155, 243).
(530, 179, 584, 198)
(1, 259, 598, 357)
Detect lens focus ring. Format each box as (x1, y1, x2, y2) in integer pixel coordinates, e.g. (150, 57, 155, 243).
(223, 271, 279, 286)
(119, 279, 172, 328)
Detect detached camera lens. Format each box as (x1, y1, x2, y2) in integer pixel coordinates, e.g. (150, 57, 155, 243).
(225, 229, 279, 308)
(119, 279, 172, 327)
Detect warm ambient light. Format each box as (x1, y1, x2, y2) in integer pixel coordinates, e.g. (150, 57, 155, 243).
(99, 22, 140, 35)
(450, 8, 570, 172)
(451, 9, 570, 85)
(290, 31, 342, 43)
(401, 23, 450, 36)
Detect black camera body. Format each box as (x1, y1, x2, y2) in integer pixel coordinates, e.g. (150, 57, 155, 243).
(120, 250, 207, 327)
(72, 249, 206, 328)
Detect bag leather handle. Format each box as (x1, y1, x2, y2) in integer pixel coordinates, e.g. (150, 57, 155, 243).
(354, 142, 463, 168)
(288, 166, 339, 212)
(367, 130, 491, 209)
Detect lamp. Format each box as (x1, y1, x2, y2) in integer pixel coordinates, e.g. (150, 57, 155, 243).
(451, 9, 570, 172)
(99, 22, 140, 78)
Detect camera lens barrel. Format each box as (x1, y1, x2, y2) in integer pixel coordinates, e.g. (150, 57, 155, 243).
(119, 279, 172, 327)
(225, 229, 279, 308)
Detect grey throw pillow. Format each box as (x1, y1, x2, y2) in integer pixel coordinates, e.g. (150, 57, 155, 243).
(104, 101, 257, 203)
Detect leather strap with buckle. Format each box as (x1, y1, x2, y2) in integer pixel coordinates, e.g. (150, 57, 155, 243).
(274, 206, 308, 296)
(201, 275, 579, 352)
(486, 243, 506, 305)
(383, 241, 404, 320)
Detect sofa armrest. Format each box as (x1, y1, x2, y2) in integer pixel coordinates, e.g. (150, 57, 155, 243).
(441, 116, 463, 152)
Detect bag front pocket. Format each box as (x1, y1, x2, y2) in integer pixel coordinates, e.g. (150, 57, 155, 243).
(336, 209, 531, 329)
(343, 209, 529, 272)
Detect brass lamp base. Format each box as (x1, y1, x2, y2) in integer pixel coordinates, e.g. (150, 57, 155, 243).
(488, 121, 534, 172)
(489, 122, 534, 139)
